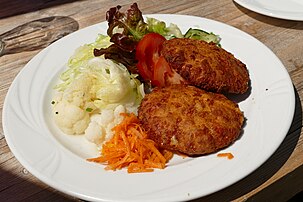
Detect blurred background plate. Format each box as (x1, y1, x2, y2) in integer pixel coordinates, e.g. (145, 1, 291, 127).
(234, 0, 303, 21)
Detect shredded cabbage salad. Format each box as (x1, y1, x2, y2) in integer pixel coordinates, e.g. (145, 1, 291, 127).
(52, 34, 144, 138)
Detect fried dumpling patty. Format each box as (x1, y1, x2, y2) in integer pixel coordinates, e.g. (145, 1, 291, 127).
(161, 38, 249, 94)
(138, 85, 244, 155)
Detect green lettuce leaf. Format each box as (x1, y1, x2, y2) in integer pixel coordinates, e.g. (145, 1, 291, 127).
(146, 17, 183, 39)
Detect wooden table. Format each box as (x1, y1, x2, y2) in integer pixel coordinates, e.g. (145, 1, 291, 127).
(1, 0, 302, 201)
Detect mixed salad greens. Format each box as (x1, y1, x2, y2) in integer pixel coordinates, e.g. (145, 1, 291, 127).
(94, 3, 220, 73)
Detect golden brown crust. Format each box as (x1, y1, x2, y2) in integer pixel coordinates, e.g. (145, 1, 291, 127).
(138, 85, 244, 156)
(161, 38, 249, 94)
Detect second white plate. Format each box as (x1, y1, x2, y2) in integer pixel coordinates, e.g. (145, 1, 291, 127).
(234, 0, 303, 21)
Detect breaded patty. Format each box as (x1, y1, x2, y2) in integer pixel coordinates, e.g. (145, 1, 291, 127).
(138, 85, 244, 156)
(161, 38, 249, 94)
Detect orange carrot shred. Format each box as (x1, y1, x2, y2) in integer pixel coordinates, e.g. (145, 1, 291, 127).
(217, 152, 234, 159)
(87, 113, 173, 173)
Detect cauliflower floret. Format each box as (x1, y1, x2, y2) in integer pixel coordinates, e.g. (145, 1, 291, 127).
(53, 99, 90, 135)
(52, 73, 97, 135)
(63, 73, 96, 110)
(95, 109, 115, 126)
(84, 120, 105, 146)
(113, 105, 126, 124)
(84, 105, 126, 146)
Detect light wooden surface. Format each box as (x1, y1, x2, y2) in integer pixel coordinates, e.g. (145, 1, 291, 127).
(1, 0, 302, 201)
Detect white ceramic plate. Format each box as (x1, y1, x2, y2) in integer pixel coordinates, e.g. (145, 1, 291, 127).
(234, 0, 303, 21)
(3, 14, 295, 202)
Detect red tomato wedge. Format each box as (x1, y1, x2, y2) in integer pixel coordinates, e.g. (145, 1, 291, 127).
(136, 33, 170, 86)
(153, 56, 172, 87)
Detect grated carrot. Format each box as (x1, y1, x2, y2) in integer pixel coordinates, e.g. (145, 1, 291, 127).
(217, 152, 234, 159)
(87, 113, 173, 173)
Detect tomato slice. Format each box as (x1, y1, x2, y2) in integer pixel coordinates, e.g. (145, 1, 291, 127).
(135, 33, 166, 84)
(152, 56, 171, 86)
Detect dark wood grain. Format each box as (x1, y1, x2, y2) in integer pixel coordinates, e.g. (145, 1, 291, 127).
(0, 0, 78, 19)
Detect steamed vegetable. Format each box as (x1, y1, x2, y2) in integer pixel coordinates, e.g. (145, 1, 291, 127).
(53, 35, 144, 135)
(53, 95, 90, 135)
(85, 105, 127, 147)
